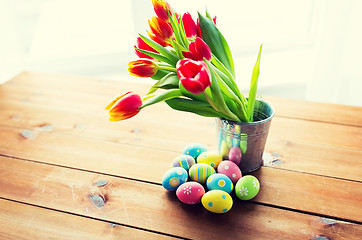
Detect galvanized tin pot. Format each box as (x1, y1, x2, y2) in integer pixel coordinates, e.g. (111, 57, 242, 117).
(216, 99, 274, 173)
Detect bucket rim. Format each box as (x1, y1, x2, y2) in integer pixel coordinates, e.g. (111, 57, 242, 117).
(218, 98, 274, 126)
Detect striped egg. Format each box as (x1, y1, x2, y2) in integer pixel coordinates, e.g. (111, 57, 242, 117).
(171, 155, 196, 171)
(189, 163, 216, 184)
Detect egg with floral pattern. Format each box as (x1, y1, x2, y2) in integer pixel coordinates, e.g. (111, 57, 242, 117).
(235, 175, 260, 200)
(189, 163, 215, 184)
(206, 173, 233, 194)
(176, 182, 205, 204)
(197, 151, 222, 169)
(171, 154, 196, 171)
(162, 167, 188, 191)
(183, 143, 207, 160)
(201, 190, 233, 214)
(217, 161, 242, 184)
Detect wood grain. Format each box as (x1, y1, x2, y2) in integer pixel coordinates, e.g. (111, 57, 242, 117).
(0, 156, 361, 240)
(4, 71, 362, 126)
(0, 199, 178, 240)
(0, 98, 361, 181)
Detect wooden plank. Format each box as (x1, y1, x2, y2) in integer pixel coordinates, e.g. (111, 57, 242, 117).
(0, 139, 361, 224)
(0, 156, 361, 239)
(4, 71, 362, 126)
(0, 199, 178, 240)
(1, 99, 361, 181)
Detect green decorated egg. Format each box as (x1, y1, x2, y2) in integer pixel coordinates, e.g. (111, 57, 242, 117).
(235, 175, 260, 200)
(189, 163, 215, 184)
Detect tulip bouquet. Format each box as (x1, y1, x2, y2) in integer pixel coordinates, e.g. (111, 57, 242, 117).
(106, 0, 263, 123)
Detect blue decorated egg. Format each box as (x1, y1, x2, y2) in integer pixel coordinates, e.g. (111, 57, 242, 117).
(171, 155, 196, 171)
(206, 173, 233, 194)
(162, 167, 188, 191)
(183, 143, 207, 160)
(189, 163, 215, 184)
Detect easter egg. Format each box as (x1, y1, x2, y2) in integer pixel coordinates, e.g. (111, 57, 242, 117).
(183, 143, 207, 160)
(235, 175, 260, 200)
(228, 147, 242, 165)
(171, 155, 196, 171)
(196, 151, 222, 168)
(189, 163, 216, 184)
(162, 167, 188, 191)
(201, 190, 233, 214)
(176, 182, 205, 204)
(217, 161, 242, 184)
(206, 173, 233, 194)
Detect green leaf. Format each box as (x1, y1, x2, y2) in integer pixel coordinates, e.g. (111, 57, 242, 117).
(247, 44, 263, 122)
(179, 83, 208, 103)
(135, 48, 176, 66)
(166, 97, 228, 118)
(152, 72, 179, 89)
(205, 60, 240, 121)
(140, 89, 182, 109)
(198, 13, 235, 77)
(151, 69, 169, 80)
(139, 34, 179, 66)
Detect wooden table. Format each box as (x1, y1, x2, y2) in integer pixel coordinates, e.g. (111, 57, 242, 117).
(0, 72, 361, 239)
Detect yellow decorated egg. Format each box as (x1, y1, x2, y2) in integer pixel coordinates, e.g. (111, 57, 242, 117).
(201, 190, 233, 214)
(196, 151, 222, 169)
(189, 163, 215, 184)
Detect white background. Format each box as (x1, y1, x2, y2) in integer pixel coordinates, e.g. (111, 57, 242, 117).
(1, 0, 361, 106)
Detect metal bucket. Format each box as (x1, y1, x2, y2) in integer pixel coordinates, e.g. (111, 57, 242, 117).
(216, 99, 274, 173)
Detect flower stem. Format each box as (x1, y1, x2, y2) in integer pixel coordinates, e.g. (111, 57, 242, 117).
(203, 91, 219, 112)
(158, 65, 177, 72)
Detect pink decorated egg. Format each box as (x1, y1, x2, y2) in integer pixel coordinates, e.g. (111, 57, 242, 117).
(176, 182, 205, 204)
(217, 161, 242, 184)
(228, 147, 242, 165)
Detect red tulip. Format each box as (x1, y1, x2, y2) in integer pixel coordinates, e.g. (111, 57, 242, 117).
(134, 37, 158, 59)
(148, 16, 173, 45)
(105, 92, 142, 121)
(128, 59, 158, 78)
(182, 12, 197, 38)
(182, 37, 212, 61)
(151, 0, 172, 22)
(176, 58, 211, 95)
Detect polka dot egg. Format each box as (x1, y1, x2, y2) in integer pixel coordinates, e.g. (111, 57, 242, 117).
(171, 155, 196, 171)
(162, 167, 188, 191)
(201, 190, 233, 214)
(228, 146, 242, 165)
(183, 143, 207, 160)
(206, 173, 233, 194)
(176, 182, 205, 204)
(189, 163, 215, 184)
(235, 175, 260, 200)
(217, 161, 242, 184)
(196, 151, 222, 169)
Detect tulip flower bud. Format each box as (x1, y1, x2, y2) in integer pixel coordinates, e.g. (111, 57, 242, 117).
(148, 16, 173, 45)
(182, 12, 197, 38)
(182, 37, 212, 61)
(105, 92, 142, 121)
(134, 37, 159, 59)
(128, 59, 158, 78)
(176, 59, 211, 95)
(151, 0, 172, 22)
